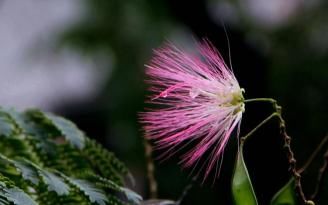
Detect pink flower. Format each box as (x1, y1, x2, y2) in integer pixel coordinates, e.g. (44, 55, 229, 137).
(140, 40, 244, 180)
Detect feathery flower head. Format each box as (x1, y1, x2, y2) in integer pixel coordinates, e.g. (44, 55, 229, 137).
(140, 40, 244, 180)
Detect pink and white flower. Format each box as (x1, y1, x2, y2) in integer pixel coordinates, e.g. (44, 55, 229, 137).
(140, 40, 244, 180)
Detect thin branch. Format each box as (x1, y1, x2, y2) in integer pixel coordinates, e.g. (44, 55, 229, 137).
(298, 134, 328, 173)
(244, 98, 314, 204)
(176, 177, 196, 205)
(144, 140, 158, 198)
(244, 98, 276, 104)
(311, 148, 328, 200)
(271, 101, 314, 205)
(240, 112, 278, 145)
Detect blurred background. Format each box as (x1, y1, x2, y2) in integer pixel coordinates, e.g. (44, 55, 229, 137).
(0, 0, 327, 204)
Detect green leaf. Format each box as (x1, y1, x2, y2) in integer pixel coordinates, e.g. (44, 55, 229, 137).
(84, 138, 128, 184)
(88, 173, 142, 204)
(3, 109, 34, 135)
(120, 187, 143, 204)
(66, 178, 108, 205)
(4, 188, 37, 205)
(0, 156, 69, 196)
(0, 111, 15, 137)
(43, 113, 85, 149)
(39, 170, 70, 195)
(12, 158, 70, 196)
(12, 160, 39, 185)
(232, 147, 258, 205)
(270, 178, 296, 205)
(0, 181, 37, 205)
(0, 107, 135, 205)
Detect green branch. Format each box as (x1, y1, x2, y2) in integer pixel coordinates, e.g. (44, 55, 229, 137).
(243, 98, 314, 205)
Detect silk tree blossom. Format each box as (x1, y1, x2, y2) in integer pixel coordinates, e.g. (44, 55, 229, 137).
(140, 40, 245, 180)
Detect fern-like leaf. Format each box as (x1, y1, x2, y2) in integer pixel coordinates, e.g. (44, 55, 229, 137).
(38, 170, 70, 196)
(4, 187, 37, 205)
(0, 180, 37, 205)
(43, 113, 85, 149)
(0, 111, 15, 137)
(0, 107, 139, 205)
(94, 175, 142, 204)
(84, 139, 129, 185)
(12, 160, 39, 185)
(65, 177, 108, 205)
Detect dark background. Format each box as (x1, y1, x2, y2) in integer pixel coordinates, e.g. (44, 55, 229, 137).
(2, 0, 328, 204)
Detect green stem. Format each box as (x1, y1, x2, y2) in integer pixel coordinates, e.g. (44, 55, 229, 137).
(240, 112, 278, 145)
(242, 98, 314, 204)
(244, 98, 276, 103)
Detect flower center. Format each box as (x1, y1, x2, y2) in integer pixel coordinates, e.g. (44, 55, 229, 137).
(230, 89, 244, 106)
(218, 88, 245, 114)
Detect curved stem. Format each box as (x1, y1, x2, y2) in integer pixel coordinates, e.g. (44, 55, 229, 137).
(244, 98, 276, 104)
(240, 112, 278, 145)
(243, 98, 314, 204)
(298, 134, 328, 173)
(176, 177, 196, 205)
(311, 148, 328, 200)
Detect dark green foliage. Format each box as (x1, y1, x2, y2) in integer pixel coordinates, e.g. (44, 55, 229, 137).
(0, 107, 141, 205)
(83, 139, 129, 185)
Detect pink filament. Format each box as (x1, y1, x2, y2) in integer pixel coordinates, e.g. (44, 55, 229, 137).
(140, 40, 243, 181)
